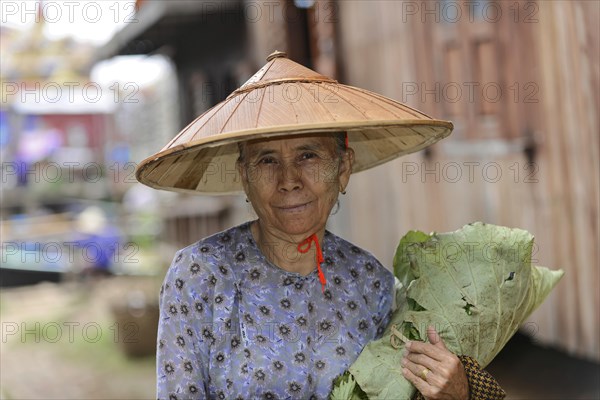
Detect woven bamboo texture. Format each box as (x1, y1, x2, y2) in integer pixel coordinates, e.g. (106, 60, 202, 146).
(135, 51, 453, 194)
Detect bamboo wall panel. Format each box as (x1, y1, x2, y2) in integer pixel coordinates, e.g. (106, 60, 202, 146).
(531, 0, 599, 360)
(333, 0, 599, 361)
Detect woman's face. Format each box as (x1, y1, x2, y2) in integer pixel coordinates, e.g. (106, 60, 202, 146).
(238, 134, 354, 238)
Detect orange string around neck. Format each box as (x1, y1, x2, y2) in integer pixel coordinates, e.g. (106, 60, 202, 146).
(297, 233, 326, 293)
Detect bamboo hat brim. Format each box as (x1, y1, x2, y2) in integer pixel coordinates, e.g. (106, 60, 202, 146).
(135, 51, 453, 195)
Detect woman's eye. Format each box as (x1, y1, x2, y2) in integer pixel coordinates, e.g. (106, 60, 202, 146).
(300, 152, 316, 161)
(259, 157, 276, 164)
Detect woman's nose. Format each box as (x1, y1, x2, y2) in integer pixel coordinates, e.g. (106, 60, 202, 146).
(277, 162, 303, 192)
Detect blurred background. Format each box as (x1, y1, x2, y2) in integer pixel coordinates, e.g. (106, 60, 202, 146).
(0, 0, 598, 398)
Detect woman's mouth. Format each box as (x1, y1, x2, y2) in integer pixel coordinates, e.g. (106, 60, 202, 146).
(278, 202, 311, 212)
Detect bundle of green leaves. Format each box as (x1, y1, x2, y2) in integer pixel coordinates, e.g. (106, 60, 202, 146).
(330, 222, 564, 399)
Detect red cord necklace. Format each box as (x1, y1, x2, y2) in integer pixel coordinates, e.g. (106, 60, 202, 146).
(297, 233, 326, 293)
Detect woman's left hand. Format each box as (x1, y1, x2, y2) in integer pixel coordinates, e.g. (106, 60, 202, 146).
(401, 326, 469, 400)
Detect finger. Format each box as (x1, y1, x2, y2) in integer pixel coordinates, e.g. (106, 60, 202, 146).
(406, 340, 446, 362)
(402, 357, 441, 385)
(427, 326, 447, 350)
(404, 352, 439, 372)
(427, 325, 440, 345)
(401, 364, 432, 396)
(402, 356, 426, 379)
(404, 355, 457, 390)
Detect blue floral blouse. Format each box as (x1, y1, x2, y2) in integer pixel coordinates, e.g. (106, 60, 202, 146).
(157, 220, 395, 400)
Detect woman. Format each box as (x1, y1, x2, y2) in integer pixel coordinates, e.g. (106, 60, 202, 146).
(136, 52, 505, 399)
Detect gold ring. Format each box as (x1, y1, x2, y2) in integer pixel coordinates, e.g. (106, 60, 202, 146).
(421, 368, 429, 380)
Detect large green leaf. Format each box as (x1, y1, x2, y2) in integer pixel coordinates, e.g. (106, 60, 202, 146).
(393, 230, 430, 288)
(338, 222, 564, 399)
(347, 282, 416, 399)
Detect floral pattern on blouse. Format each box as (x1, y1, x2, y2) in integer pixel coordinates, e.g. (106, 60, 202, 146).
(157, 220, 394, 400)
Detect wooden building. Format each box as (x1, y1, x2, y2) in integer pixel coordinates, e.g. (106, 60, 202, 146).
(328, 0, 599, 361)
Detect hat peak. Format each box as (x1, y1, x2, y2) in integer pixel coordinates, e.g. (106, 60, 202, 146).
(230, 51, 335, 98)
(266, 50, 287, 61)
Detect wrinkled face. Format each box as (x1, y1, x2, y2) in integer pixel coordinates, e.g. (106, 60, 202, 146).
(238, 134, 354, 238)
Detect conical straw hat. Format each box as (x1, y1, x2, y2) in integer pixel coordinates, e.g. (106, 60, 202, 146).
(135, 51, 453, 194)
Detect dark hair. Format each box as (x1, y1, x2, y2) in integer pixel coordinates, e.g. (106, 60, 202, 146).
(237, 132, 347, 164)
(333, 132, 347, 156)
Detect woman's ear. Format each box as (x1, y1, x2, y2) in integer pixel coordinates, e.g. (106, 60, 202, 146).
(338, 147, 355, 187)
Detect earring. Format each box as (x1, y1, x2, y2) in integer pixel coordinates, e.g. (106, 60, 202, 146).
(340, 184, 346, 195)
(245, 198, 249, 203)
(330, 199, 340, 215)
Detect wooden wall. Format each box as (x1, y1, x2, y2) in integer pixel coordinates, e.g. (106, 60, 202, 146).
(330, 0, 599, 361)
(530, 0, 599, 360)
